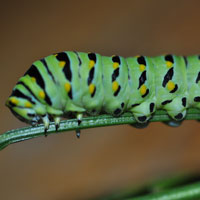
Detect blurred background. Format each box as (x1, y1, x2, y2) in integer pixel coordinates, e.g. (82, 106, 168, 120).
(1, 0, 200, 199)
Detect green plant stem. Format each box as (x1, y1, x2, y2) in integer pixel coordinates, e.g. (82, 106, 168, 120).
(1, 108, 200, 151)
(128, 182, 200, 200)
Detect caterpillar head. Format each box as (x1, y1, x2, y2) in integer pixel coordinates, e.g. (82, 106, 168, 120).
(5, 96, 41, 126)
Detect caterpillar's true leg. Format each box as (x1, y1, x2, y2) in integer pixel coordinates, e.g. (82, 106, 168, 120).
(54, 116, 61, 131)
(76, 113, 83, 138)
(42, 114, 50, 137)
(76, 130, 81, 138)
(77, 113, 83, 125)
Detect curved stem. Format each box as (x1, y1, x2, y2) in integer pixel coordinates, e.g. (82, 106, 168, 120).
(1, 108, 200, 151)
(128, 182, 200, 200)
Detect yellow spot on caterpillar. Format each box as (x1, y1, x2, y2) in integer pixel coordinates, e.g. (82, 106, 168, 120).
(54, 53, 58, 57)
(113, 62, 119, 69)
(31, 77, 36, 82)
(140, 84, 147, 96)
(135, 55, 140, 58)
(39, 91, 45, 99)
(166, 61, 173, 68)
(112, 81, 119, 92)
(89, 60, 95, 69)
(167, 81, 175, 91)
(89, 83, 95, 94)
(25, 102, 32, 108)
(10, 98, 19, 105)
(59, 61, 66, 68)
(65, 83, 71, 92)
(139, 64, 146, 72)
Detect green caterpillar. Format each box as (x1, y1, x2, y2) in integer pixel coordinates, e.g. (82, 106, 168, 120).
(5, 51, 200, 136)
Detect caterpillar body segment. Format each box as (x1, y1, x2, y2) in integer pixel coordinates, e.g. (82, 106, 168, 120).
(187, 56, 200, 108)
(126, 56, 156, 123)
(102, 55, 129, 116)
(152, 55, 188, 121)
(6, 51, 200, 133)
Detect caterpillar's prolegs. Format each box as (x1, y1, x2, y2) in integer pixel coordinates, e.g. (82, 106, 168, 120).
(54, 116, 61, 131)
(42, 115, 50, 137)
(75, 113, 83, 138)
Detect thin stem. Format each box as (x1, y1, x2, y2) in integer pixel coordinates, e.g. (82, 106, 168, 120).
(1, 108, 200, 151)
(127, 182, 200, 200)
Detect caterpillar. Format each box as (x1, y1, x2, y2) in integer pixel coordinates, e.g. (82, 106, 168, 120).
(5, 51, 200, 137)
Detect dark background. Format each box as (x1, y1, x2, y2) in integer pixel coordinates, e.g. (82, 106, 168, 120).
(1, 0, 200, 199)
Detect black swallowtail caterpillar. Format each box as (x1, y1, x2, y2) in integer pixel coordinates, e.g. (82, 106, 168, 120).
(5, 51, 200, 137)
